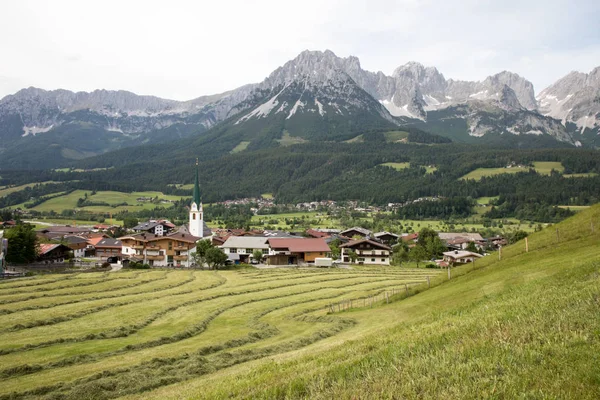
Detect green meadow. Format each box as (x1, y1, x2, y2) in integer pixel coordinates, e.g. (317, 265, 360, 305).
(0, 205, 598, 399)
(460, 161, 566, 181)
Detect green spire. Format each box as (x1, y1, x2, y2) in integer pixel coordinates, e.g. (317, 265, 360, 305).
(192, 158, 201, 206)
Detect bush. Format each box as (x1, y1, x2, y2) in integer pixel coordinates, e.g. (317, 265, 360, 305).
(424, 263, 438, 269)
(127, 262, 151, 269)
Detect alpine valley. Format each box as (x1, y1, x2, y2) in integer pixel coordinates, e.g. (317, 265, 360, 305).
(0, 50, 599, 212)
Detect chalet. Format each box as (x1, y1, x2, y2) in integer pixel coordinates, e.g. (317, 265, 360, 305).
(220, 236, 270, 263)
(305, 229, 330, 239)
(442, 250, 483, 265)
(340, 227, 372, 239)
(0, 232, 6, 272)
(38, 226, 93, 236)
(63, 235, 89, 258)
(373, 231, 400, 245)
(120, 229, 199, 267)
(37, 243, 71, 263)
(0, 220, 16, 229)
(340, 239, 391, 265)
(266, 238, 331, 266)
(94, 238, 122, 261)
(132, 220, 176, 237)
(401, 232, 419, 243)
(438, 232, 484, 242)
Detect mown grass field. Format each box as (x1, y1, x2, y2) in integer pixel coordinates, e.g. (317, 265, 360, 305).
(22, 190, 184, 214)
(1, 206, 598, 399)
(460, 161, 566, 181)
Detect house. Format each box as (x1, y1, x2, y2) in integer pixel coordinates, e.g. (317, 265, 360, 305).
(373, 231, 400, 245)
(120, 229, 200, 267)
(340, 227, 372, 239)
(339, 239, 391, 265)
(38, 226, 93, 236)
(63, 235, 89, 258)
(266, 238, 331, 265)
(305, 229, 330, 239)
(438, 232, 484, 242)
(442, 250, 483, 265)
(37, 243, 71, 263)
(219, 236, 270, 263)
(0, 231, 6, 272)
(1, 220, 16, 229)
(94, 238, 122, 261)
(132, 220, 176, 237)
(401, 232, 419, 244)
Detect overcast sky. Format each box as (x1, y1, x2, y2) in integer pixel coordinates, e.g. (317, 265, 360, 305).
(1, 0, 599, 100)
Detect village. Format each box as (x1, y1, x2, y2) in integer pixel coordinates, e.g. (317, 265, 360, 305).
(0, 167, 507, 275)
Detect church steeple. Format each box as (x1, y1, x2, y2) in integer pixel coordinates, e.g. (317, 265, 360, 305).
(189, 159, 204, 237)
(192, 158, 201, 207)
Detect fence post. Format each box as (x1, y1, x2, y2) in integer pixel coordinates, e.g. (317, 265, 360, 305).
(405, 283, 408, 293)
(426, 276, 430, 288)
(447, 266, 451, 280)
(556, 228, 559, 242)
(592, 220, 595, 233)
(499, 246, 502, 261)
(525, 237, 529, 252)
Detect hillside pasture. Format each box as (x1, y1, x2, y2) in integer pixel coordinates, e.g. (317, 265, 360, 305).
(27, 190, 184, 214)
(460, 161, 567, 181)
(0, 267, 439, 399)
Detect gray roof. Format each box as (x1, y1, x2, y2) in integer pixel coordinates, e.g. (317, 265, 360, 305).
(220, 236, 270, 250)
(374, 231, 400, 239)
(438, 232, 484, 241)
(96, 238, 122, 248)
(341, 227, 372, 236)
(181, 222, 212, 238)
(443, 250, 483, 259)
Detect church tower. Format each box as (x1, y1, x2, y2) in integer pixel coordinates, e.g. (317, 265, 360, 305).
(189, 160, 204, 237)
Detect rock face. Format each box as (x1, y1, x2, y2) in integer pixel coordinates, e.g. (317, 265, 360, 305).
(0, 49, 588, 166)
(537, 67, 600, 132)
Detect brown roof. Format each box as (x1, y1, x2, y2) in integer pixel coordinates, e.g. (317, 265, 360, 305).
(401, 233, 419, 242)
(305, 229, 330, 238)
(119, 231, 200, 244)
(339, 239, 392, 251)
(267, 238, 330, 253)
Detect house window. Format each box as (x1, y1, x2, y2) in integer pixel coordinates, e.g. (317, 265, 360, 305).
(192, 213, 196, 220)
(246, 249, 252, 254)
(168, 241, 172, 250)
(229, 248, 236, 253)
(382, 258, 387, 263)
(371, 258, 375, 262)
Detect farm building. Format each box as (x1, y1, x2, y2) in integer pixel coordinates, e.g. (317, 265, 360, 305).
(442, 250, 483, 265)
(266, 238, 331, 266)
(340, 239, 391, 265)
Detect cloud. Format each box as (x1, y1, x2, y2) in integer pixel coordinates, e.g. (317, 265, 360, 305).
(0, 0, 598, 99)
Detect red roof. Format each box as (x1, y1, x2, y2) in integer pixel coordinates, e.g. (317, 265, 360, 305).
(402, 233, 419, 242)
(39, 243, 60, 255)
(267, 238, 330, 253)
(305, 229, 330, 238)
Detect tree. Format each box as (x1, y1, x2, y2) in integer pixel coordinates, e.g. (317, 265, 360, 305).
(417, 227, 438, 248)
(409, 245, 428, 268)
(465, 241, 478, 253)
(193, 239, 213, 267)
(5, 224, 38, 264)
(123, 216, 139, 229)
(205, 247, 228, 270)
(425, 236, 447, 259)
(348, 249, 358, 263)
(252, 249, 263, 262)
(329, 238, 342, 260)
(392, 246, 409, 267)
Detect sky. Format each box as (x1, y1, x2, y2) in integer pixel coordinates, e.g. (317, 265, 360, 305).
(1, 0, 599, 100)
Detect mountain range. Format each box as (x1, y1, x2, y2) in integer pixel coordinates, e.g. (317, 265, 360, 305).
(0, 50, 598, 169)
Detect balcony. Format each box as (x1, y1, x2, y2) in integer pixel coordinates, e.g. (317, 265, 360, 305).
(173, 245, 188, 251)
(132, 245, 144, 250)
(146, 255, 164, 261)
(146, 245, 161, 251)
(173, 255, 188, 261)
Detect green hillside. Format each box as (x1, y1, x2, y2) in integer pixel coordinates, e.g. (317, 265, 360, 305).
(130, 205, 600, 399)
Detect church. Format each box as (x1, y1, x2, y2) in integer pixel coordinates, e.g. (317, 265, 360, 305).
(188, 160, 212, 238)
(119, 162, 211, 267)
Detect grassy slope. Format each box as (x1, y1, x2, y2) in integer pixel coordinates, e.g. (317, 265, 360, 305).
(460, 161, 566, 181)
(128, 204, 600, 399)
